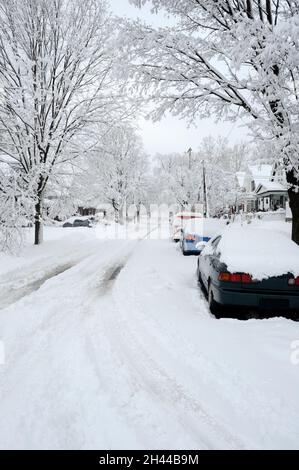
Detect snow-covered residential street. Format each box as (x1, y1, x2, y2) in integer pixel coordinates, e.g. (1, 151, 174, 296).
(0, 225, 299, 450)
(1, 0, 299, 458)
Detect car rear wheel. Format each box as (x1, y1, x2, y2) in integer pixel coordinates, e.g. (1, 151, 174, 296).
(208, 284, 223, 319)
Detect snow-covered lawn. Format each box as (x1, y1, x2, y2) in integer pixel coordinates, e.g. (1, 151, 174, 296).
(0, 222, 298, 449)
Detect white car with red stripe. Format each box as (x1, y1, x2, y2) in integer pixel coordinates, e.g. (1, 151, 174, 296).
(171, 212, 202, 242)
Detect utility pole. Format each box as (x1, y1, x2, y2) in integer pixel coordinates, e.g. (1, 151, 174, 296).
(202, 160, 208, 218)
(187, 147, 192, 170)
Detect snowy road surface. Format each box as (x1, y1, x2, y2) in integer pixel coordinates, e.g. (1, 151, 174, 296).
(0, 226, 299, 449)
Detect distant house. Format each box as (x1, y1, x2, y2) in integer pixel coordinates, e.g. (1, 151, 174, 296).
(235, 163, 288, 213)
(248, 164, 274, 191)
(255, 181, 288, 211)
(255, 162, 289, 212)
(77, 204, 110, 218)
(235, 164, 273, 212)
(78, 206, 97, 217)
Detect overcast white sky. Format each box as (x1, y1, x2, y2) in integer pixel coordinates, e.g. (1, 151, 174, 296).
(109, 0, 249, 155)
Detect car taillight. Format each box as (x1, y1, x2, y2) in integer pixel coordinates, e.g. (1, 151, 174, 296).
(218, 272, 231, 282)
(241, 274, 253, 284)
(231, 274, 242, 283)
(185, 234, 196, 241)
(219, 272, 253, 283)
(288, 277, 299, 286)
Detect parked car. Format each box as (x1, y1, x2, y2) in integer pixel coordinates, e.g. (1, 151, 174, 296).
(63, 216, 93, 228)
(181, 218, 226, 256)
(73, 219, 92, 228)
(197, 227, 299, 318)
(63, 222, 73, 228)
(171, 211, 202, 242)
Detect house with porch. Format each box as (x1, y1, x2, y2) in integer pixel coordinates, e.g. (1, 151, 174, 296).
(235, 163, 288, 214)
(235, 164, 273, 213)
(255, 181, 288, 211)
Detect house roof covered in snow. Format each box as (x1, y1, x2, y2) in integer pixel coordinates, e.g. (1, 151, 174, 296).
(248, 164, 273, 185)
(255, 181, 287, 195)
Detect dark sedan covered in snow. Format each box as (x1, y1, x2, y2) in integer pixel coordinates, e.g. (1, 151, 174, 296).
(197, 226, 299, 318)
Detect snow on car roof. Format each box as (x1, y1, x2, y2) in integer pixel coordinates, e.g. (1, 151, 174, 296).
(218, 225, 299, 280)
(184, 218, 227, 236)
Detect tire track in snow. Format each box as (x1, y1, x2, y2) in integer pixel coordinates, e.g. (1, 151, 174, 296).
(0, 262, 75, 310)
(102, 292, 244, 449)
(96, 226, 160, 297)
(0, 234, 131, 310)
(88, 239, 245, 449)
(108, 241, 294, 450)
(0, 240, 104, 310)
(98, 263, 127, 296)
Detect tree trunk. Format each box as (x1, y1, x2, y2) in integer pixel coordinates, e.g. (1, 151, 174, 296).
(34, 192, 43, 246)
(118, 208, 124, 225)
(288, 189, 299, 244)
(137, 204, 141, 223)
(114, 207, 124, 224)
(287, 170, 299, 245)
(114, 208, 119, 223)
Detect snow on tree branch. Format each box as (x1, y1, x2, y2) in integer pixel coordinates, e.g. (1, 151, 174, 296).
(0, 0, 133, 246)
(124, 0, 299, 242)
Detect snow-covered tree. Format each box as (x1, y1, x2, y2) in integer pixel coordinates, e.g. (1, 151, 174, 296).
(152, 137, 247, 215)
(44, 168, 79, 222)
(78, 124, 148, 222)
(155, 151, 202, 209)
(0, 165, 36, 252)
(125, 0, 299, 242)
(0, 0, 127, 245)
(198, 137, 242, 215)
